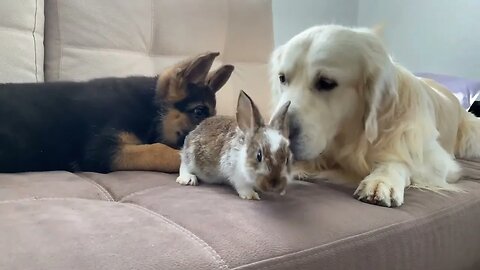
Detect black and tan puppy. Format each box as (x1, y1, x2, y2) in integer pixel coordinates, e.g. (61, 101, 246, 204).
(0, 52, 233, 173)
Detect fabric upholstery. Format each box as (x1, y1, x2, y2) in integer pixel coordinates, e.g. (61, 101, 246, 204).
(1, 160, 480, 270)
(44, 0, 274, 117)
(0, 0, 44, 83)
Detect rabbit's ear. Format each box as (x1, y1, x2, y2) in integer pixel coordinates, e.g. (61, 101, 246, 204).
(269, 100, 291, 137)
(206, 65, 234, 93)
(236, 90, 264, 134)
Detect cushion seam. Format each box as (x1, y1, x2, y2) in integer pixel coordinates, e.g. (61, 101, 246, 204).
(59, 45, 268, 64)
(118, 185, 164, 202)
(124, 203, 229, 270)
(32, 0, 39, 82)
(76, 175, 114, 201)
(232, 196, 480, 270)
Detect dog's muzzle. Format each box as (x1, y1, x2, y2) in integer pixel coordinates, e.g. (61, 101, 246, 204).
(287, 115, 305, 160)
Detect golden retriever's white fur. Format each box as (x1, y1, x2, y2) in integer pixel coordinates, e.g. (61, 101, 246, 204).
(270, 25, 480, 207)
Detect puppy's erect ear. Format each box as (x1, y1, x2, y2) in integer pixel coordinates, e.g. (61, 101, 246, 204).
(206, 65, 234, 93)
(237, 90, 264, 134)
(156, 52, 220, 102)
(269, 101, 291, 137)
(177, 52, 220, 84)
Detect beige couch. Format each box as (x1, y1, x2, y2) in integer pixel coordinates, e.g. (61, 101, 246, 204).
(1, 1, 480, 269)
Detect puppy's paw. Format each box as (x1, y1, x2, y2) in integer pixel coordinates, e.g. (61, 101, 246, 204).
(176, 174, 198, 186)
(237, 189, 261, 200)
(353, 178, 404, 207)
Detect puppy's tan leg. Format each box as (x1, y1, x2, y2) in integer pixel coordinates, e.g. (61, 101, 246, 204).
(111, 132, 181, 173)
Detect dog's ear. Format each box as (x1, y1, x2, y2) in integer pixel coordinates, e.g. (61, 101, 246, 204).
(156, 52, 220, 102)
(269, 100, 291, 137)
(362, 65, 395, 144)
(206, 65, 234, 93)
(237, 90, 264, 134)
(177, 52, 220, 84)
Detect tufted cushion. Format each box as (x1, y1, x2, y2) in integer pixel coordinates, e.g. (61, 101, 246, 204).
(44, 0, 274, 117)
(0, 0, 44, 83)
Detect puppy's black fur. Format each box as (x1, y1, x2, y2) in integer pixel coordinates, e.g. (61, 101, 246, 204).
(0, 53, 233, 173)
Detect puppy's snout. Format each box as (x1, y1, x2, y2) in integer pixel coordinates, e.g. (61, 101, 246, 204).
(176, 130, 188, 146)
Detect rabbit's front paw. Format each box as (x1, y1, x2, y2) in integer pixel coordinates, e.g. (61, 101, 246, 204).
(176, 174, 198, 186)
(237, 189, 260, 200)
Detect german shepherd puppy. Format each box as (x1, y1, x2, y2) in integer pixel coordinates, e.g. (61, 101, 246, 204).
(0, 52, 233, 173)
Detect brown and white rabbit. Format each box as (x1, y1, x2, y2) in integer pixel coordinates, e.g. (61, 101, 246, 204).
(176, 90, 293, 200)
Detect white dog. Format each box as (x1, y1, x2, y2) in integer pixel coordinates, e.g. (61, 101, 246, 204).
(270, 25, 480, 207)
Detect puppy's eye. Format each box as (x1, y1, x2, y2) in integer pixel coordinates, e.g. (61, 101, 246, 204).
(285, 155, 290, 165)
(315, 77, 337, 91)
(192, 106, 208, 118)
(256, 149, 263, 162)
(279, 73, 287, 85)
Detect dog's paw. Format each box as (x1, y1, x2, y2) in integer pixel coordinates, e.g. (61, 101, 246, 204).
(353, 178, 404, 207)
(237, 189, 261, 200)
(293, 170, 312, 181)
(176, 174, 198, 186)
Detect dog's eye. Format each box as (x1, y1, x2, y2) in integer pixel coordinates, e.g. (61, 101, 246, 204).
(256, 149, 263, 162)
(285, 155, 290, 165)
(192, 106, 208, 118)
(279, 73, 287, 85)
(315, 77, 337, 91)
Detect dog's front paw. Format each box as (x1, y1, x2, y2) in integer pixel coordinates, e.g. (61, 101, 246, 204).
(176, 174, 198, 186)
(237, 189, 261, 200)
(354, 178, 404, 207)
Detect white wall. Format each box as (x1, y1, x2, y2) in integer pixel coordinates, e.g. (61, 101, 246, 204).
(272, 0, 480, 79)
(272, 0, 358, 46)
(358, 0, 480, 79)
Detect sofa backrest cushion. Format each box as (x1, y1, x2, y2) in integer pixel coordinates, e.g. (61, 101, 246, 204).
(0, 0, 44, 83)
(44, 0, 274, 117)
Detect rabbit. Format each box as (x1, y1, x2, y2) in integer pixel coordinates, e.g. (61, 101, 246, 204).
(176, 90, 293, 200)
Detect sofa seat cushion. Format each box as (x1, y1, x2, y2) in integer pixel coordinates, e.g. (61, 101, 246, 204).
(1, 160, 480, 270)
(0, 0, 44, 83)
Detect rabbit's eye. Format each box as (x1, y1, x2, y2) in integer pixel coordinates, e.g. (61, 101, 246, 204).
(256, 150, 262, 162)
(279, 73, 287, 85)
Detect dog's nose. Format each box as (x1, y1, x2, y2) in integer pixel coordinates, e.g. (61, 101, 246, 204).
(176, 131, 188, 146)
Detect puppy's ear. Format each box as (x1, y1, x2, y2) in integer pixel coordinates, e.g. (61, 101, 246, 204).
(177, 52, 220, 84)
(269, 101, 291, 137)
(362, 65, 395, 143)
(237, 90, 264, 134)
(156, 52, 220, 102)
(206, 65, 234, 93)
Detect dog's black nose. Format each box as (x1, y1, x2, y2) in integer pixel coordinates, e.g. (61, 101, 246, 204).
(176, 131, 188, 147)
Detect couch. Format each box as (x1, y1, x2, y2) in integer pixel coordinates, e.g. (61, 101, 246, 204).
(1, 1, 480, 269)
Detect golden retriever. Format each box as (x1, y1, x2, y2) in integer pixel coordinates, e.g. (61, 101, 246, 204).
(270, 25, 480, 207)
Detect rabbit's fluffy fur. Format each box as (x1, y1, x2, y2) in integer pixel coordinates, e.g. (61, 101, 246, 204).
(177, 91, 293, 200)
